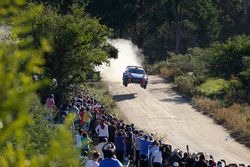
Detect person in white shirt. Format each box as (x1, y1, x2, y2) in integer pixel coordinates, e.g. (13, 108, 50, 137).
(149, 141, 160, 166)
(95, 138, 108, 160)
(152, 146, 163, 167)
(85, 151, 100, 167)
(79, 150, 89, 165)
(95, 121, 109, 142)
(75, 129, 83, 148)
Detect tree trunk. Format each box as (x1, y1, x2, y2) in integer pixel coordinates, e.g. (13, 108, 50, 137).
(175, 1, 182, 54)
(243, 0, 248, 23)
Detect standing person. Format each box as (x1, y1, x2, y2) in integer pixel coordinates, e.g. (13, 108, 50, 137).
(85, 152, 100, 167)
(95, 121, 109, 142)
(134, 131, 142, 167)
(108, 121, 117, 143)
(75, 129, 83, 148)
(81, 132, 91, 152)
(95, 138, 108, 160)
(115, 131, 125, 163)
(45, 94, 56, 122)
(99, 149, 123, 167)
(46, 94, 56, 109)
(79, 150, 89, 165)
(194, 154, 208, 167)
(84, 109, 91, 131)
(79, 108, 85, 129)
(139, 135, 153, 167)
(149, 141, 160, 166)
(152, 146, 163, 167)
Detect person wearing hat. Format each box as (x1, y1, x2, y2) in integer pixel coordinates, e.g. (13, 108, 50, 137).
(173, 162, 179, 167)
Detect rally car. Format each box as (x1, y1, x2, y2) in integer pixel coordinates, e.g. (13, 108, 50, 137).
(122, 66, 148, 89)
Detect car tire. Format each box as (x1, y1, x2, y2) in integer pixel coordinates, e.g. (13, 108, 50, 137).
(143, 85, 147, 89)
(123, 82, 128, 87)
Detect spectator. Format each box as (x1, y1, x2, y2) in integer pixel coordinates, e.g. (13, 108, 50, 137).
(45, 94, 56, 122)
(81, 132, 91, 152)
(95, 138, 108, 160)
(115, 131, 125, 163)
(149, 141, 160, 166)
(79, 150, 89, 165)
(124, 130, 133, 158)
(134, 130, 141, 167)
(79, 108, 85, 129)
(84, 109, 92, 131)
(46, 94, 56, 109)
(108, 121, 117, 143)
(76, 129, 83, 148)
(173, 162, 180, 167)
(152, 146, 163, 167)
(85, 151, 100, 167)
(169, 149, 181, 166)
(95, 121, 109, 142)
(139, 134, 153, 167)
(217, 161, 222, 167)
(195, 154, 208, 167)
(99, 149, 123, 167)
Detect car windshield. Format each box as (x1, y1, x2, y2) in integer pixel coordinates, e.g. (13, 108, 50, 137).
(128, 68, 145, 74)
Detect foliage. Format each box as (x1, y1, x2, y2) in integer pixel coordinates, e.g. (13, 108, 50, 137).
(174, 75, 197, 94)
(196, 78, 229, 97)
(30, 3, 117, 103)
(144, 61, 168, 75)
(157, 36, 250, 103)
(0, 1, 80, 167)
(207, 35, 250, 79)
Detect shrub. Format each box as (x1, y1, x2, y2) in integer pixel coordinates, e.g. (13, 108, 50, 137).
(192, 96, 221, 113)
(159, 66, 175, 79)
(196, 78, 229, 98)
(144, 61, 168, 74)
(215, 105, 250, 139)
(174, 75, 198, 94)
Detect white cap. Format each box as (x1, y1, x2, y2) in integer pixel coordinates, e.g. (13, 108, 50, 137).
(173, 162, 179, 167)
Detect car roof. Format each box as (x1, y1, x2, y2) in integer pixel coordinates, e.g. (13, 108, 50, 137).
(126, 66, 144, 69)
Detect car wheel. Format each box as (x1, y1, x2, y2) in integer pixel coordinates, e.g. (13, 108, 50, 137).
(143, 85, 147, 89)
(123, 82, 128, 87)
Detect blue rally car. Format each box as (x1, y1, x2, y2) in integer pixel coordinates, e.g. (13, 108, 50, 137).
(122, 66, 148, 89)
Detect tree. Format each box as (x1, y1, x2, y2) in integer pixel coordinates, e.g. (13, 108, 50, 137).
(0, 1, 80, 166)
(30, 4, 117, 103)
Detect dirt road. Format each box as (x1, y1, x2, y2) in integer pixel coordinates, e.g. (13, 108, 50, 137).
(103, 75, 250, 164)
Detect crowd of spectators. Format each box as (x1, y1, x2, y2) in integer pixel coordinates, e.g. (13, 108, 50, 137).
(45, 90, 250, 167)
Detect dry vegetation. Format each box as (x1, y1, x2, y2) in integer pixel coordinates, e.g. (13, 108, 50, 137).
(193, 97, 250, 146)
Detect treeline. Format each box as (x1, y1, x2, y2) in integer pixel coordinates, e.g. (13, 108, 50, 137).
(0, 1, 116, 166)
(86, 0, 250, 63)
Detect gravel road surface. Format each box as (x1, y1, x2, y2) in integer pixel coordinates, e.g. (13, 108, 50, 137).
(103, 75, 250, 164)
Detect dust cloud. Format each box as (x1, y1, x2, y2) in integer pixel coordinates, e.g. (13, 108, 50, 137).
(100, 39, 144, 82)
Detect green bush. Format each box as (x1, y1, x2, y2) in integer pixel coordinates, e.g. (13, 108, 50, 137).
(144, 61, 168, 74)
(196, 78, 229, 97)
(174, 75, 198, 94)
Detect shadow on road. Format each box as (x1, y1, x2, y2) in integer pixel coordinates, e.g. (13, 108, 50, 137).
(113, 93, 137, 102)
(160, 96, 186, 104)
